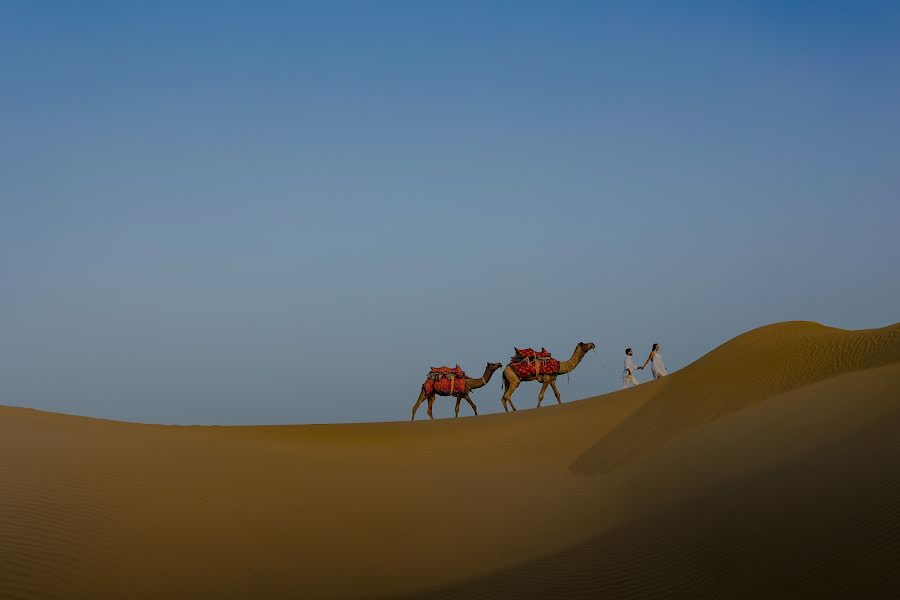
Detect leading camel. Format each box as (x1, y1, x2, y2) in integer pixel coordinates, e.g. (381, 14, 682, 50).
(500, 342, 595, 411)
(411, 362, 503, 421)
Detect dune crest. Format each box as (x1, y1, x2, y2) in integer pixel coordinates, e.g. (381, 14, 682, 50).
(2, 321, 899, 599)
(571, 321, 900, 474)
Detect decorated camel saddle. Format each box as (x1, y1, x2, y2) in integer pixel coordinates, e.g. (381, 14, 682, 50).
(423, 365, 468, 396)
(509, 347, 560, 379)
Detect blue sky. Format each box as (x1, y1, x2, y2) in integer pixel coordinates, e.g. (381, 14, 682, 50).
(2, 1, 898, 424)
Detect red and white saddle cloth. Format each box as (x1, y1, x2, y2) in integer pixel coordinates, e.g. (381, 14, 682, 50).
(508, 348, 560, 379)
(423, 365, 468, 396)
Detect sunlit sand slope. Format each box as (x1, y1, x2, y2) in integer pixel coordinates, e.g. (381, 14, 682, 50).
(1, 322, 898, 599)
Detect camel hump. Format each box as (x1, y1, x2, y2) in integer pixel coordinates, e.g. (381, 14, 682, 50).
(428, 365, 468, 379)
(512, 347, 553, 361)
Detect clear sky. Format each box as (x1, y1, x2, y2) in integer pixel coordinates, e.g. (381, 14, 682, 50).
(2, 1, 898, 424)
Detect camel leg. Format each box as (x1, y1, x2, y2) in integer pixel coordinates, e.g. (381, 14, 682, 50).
(426, 395, 436, 420)
(500, 374, 509, 412)
(550, 378, 562, 404)
(537, 379, 549, 408)
(454, 397, 461, 418)
(502, 374, 520, 412)
(463, 393, 478, 415)
(411, 390, 426, 421)
(506, 382, 519, 412)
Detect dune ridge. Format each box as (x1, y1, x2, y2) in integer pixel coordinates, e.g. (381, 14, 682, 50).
(1, 321, 899, 599)
(571, 321, 900, 474)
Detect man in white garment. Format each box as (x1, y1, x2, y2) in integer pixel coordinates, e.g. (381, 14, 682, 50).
(622, 348, 639, 389)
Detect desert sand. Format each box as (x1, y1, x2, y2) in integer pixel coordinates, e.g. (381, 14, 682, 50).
(2, 321, 899, 599)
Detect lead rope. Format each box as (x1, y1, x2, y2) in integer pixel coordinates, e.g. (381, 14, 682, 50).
(595, 348, 611, 371)
(592, 347, 616, 379)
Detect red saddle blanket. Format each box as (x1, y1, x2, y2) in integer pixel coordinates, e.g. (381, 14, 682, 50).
(509, 348, 560, 379)
(423, 365, 468, 396)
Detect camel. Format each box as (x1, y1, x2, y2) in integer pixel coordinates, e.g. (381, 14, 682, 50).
(411, 362, 503, 421)
(500, 342, 595, 411)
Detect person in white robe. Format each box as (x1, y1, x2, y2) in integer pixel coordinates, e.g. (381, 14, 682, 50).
(622, 347, 640, 388)
(639, 343, 668, 379)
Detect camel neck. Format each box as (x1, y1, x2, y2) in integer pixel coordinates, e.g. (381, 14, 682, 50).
(468, 367, 495, 390)
(558, 346, 586, 374)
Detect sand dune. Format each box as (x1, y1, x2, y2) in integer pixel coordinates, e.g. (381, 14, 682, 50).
(2, 321, 899, 599)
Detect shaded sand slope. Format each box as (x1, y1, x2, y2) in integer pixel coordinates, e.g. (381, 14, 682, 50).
(417, 364, 900, 599)
(1, 322, 899, 599)
(571, 321, 900, 474)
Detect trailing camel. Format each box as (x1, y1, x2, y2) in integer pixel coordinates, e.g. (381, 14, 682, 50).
(411, 362, 503, 421)
(500, 342, 595, 411)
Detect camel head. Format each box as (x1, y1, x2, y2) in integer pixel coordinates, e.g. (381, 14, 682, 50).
(486, 362, 503, 373)
(578, 341, 596, 353)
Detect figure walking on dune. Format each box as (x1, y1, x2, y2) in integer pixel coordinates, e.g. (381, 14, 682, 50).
(622, 347, 640, 388)
(638, 343, 667, 379)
